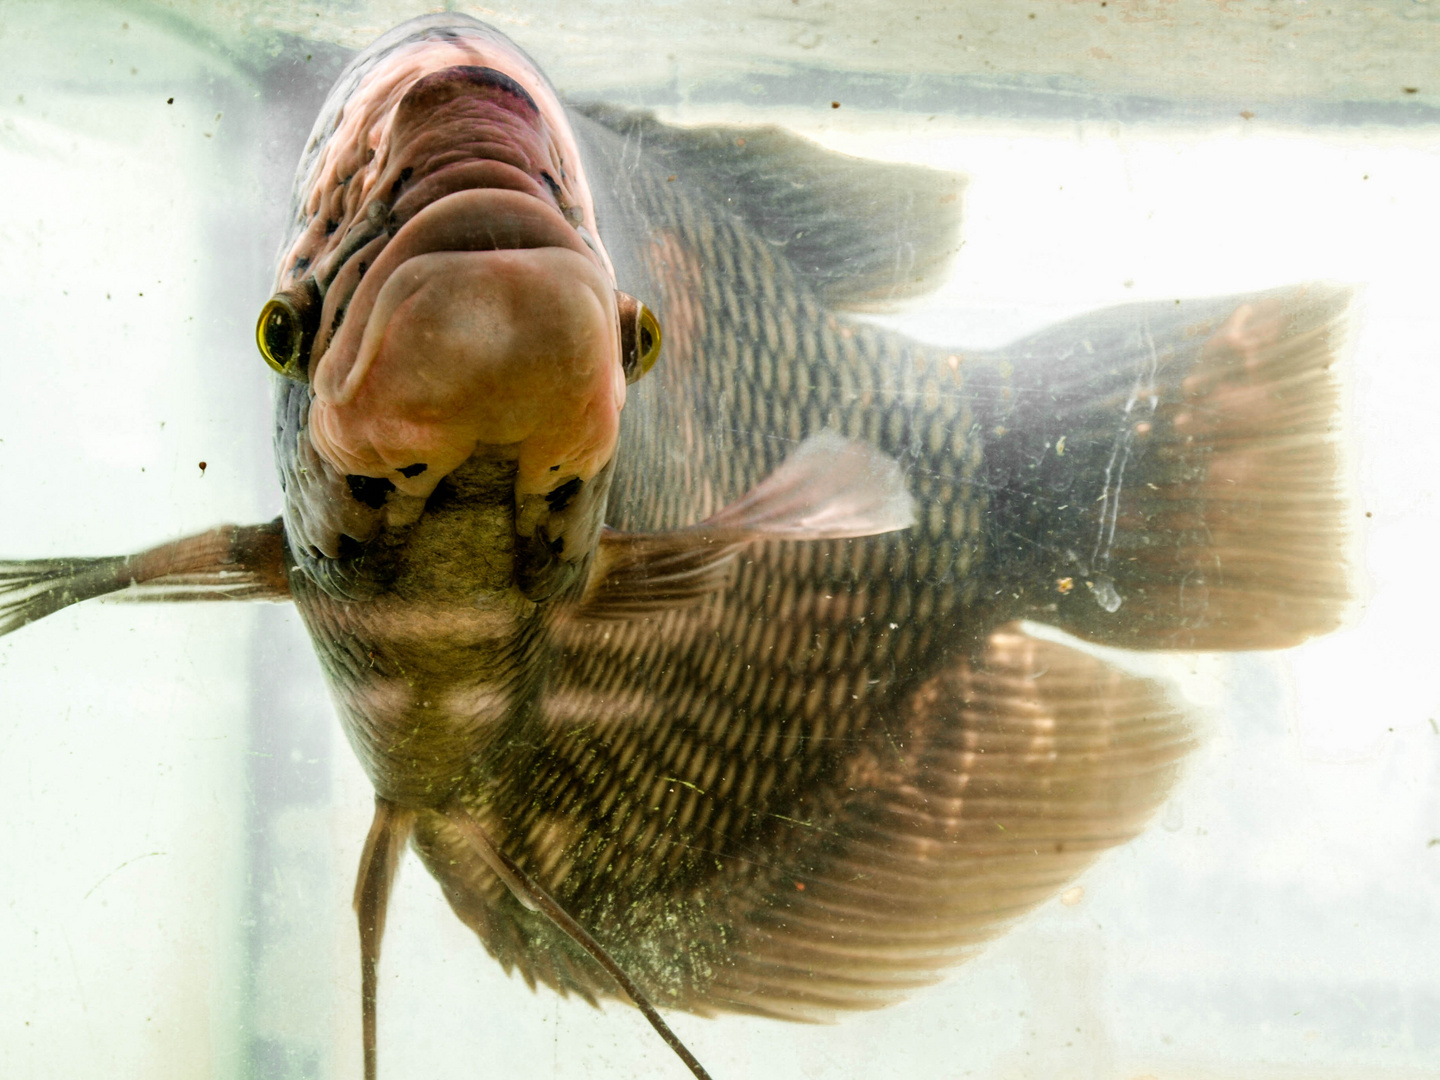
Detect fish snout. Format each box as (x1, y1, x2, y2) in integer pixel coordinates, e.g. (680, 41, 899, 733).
(308, 238, 625, 499)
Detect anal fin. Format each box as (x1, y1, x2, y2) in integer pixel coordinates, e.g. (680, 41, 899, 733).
(705, 622, 1197, 1018)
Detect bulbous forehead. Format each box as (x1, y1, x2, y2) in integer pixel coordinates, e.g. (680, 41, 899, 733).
(277, 15, 605, 285)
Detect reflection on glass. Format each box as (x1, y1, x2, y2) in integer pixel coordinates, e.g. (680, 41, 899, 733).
(1, 4, 1435, 1079)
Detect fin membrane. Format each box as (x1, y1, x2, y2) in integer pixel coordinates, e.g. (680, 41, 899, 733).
(576, 104, 964, 310)
(0, 520, 292, 636)
(577, 431, 915, 620)
(701, 623, 1197, 1019)
(988, 283, 1352, 651)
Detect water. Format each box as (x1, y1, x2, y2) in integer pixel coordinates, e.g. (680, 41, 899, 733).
(1, 2, 1438, 1078)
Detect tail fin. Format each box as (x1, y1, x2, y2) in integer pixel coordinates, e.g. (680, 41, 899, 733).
(985, 283, 1352, 651)
(0, 521, 291, 637)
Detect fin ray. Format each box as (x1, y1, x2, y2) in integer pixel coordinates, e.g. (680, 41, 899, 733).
(987, 284, 1352, 650)
(0, 520, 291, 636)
(575, 433, 915, 621)
(575, 104, 964, 310)
(354, 798, 415, 1080)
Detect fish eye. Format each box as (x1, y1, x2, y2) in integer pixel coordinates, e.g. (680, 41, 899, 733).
(616, 291, 663, 384)
(256, 280, 320, 380)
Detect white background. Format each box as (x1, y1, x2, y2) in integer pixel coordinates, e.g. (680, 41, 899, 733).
(1, 3, 1437, 1078)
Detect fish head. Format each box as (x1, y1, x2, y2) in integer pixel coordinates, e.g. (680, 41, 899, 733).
(259, 16, 661, 603)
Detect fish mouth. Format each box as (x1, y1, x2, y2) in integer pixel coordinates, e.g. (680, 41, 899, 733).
(298, 64, 625, 506)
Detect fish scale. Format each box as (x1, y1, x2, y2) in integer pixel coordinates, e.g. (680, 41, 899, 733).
(391, 105, 1346, 1019)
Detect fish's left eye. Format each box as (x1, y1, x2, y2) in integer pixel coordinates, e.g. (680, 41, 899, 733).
(616, 292, 663, 384)
(256, 279, 320, 381)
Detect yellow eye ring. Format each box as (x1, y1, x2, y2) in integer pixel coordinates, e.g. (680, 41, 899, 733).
(616, 291, 662, 384)
(635, 304, 662, 378)
(256, 280, 320, 381)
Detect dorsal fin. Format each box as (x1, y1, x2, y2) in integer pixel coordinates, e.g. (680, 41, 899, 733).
(575, 103, 964, 310)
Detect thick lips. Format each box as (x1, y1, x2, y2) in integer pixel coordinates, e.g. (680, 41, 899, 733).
(306, 187, 624, 499)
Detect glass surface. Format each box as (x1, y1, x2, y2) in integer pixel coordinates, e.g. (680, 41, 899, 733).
(1, 2, 1436, 1078)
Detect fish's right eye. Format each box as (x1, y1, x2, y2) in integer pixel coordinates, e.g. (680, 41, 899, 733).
(256, 280, 320, 381)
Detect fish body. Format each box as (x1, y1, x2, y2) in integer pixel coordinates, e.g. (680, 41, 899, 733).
(0, 13, 1351, 1077)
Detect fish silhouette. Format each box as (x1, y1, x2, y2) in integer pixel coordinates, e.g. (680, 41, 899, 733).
(0, 14, 1351, 1079)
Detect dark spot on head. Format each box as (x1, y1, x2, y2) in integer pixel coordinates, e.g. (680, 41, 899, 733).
(397, 462, 428, 478)
(388, 166, 414, 200)
(294, 255, 311, 273)
(545, 476, 583, 512)
(336, 533, 366, 559)
(356, 261, 368, 281)
(346, 474, 396, 509)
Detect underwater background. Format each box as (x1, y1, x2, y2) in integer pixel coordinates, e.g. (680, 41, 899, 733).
(1, 1, 1438, 1077)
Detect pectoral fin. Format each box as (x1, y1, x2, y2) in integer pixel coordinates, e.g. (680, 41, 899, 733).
(0, 520, 291, 637)
(574, 432, 915, 621)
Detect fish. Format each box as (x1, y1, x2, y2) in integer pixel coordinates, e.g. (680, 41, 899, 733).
(0, 12, 1352, 1079)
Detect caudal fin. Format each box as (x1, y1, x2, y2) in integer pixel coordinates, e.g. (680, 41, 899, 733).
(986, 283, 1352, 651)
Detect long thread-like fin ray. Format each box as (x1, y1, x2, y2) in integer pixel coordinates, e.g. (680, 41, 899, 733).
(0, 520, 291, 637)
(354, 798, 416, 1080)
(442, 804, 715, 1080)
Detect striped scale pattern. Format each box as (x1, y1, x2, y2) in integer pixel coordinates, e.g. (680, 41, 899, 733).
(403, 118, 1197, 1016)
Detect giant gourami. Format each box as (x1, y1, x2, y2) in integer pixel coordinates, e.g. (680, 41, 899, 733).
(0, 14, 1351, 1078)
